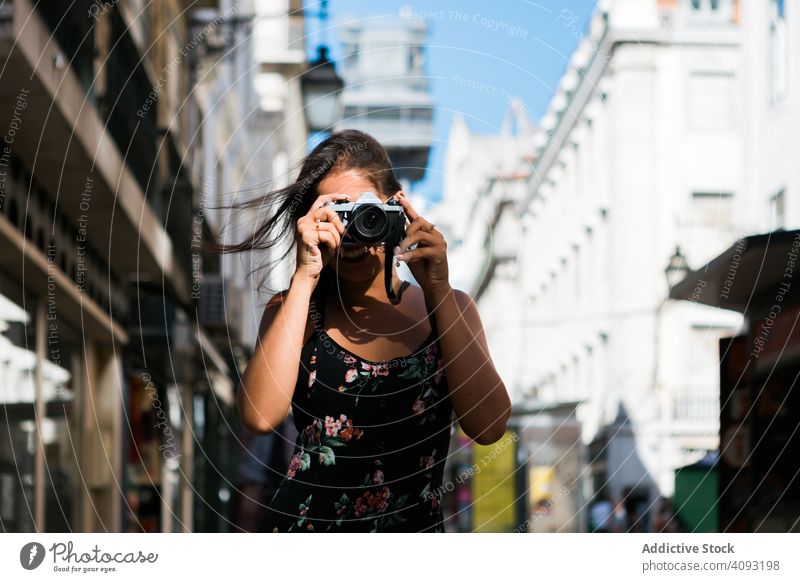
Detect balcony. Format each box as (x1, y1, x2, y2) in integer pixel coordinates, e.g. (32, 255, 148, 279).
(198, 274, 243, 342)
(671, 387, 720, 445)
(104, 7, 160, 203)
(673, 391, 719, 423)
(340, 105, 435, 148)
(0, 0, 190, 302)
(34, 0, 95, 100)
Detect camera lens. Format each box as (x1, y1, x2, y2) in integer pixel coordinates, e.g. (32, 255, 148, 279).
(351, 205, 388, 243)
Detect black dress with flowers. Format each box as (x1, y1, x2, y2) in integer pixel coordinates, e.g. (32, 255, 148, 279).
(259, 284, 455, 533)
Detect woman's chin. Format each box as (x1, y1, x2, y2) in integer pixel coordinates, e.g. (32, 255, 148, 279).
(330, 251, 383, 281)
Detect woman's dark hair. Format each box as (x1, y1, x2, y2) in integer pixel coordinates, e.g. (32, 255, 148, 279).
(204, 129, 402, 292)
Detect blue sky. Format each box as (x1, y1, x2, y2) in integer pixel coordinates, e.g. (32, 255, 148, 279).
(304, 0, 598, 201)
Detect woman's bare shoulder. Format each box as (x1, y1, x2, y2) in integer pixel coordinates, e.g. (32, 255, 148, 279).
(256, 289, 315, 342)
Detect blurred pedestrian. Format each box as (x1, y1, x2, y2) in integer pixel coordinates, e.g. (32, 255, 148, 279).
(652, 496, 680, 533)
(233, 422, 290, 532)
(589, 489, 614, 532)
(611, 496, 628, 532)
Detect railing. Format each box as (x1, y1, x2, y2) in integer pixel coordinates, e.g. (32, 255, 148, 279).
(198, 274, 242, 341)
(672, 0, 738, 27)
(104, 7, 159, 205)
(35, 1, 96, 99)
(672, 390, 719, 423)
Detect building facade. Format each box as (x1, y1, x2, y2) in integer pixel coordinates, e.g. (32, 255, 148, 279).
(335, 12, 435, 190)
(740, 0, 799, 233)
(441, 0, 754, 529)
(0, 0, 303, 533)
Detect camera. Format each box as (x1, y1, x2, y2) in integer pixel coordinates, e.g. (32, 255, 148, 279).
(327, 191, 406, 247)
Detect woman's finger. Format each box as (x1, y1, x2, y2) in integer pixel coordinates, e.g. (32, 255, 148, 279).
(299, 219, 338, 246)
(405, 218, 439, 238)
(307, 193, 351, 214)
(323, 222, 342, 249)
(315, 229, 338, 251)
(395, 246, 439, 263)
(398, 230, 440, 252)
(396, 193, 421, 222)
(313, 206, 345, 234)
(315, 222, 342, 249)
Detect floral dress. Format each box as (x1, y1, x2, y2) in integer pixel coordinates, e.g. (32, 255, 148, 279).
(260, 284, 455, 533)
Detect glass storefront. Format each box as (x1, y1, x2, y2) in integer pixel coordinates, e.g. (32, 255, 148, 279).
(0, 272, 81, 532)
(0, 282, 39, 532)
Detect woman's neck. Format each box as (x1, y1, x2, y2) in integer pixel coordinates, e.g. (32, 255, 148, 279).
(330, 269, 404, 308)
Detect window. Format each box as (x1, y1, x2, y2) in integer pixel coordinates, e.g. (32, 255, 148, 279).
(367, 106, 400, 121)
(687, 71, 736, 130)
(343, 106, 364, 121)
(770, 189, 786, 230)
(361, 42, 406, 75)
(691, 0, 721, 12)
(573, 245, 581, 306)
(686, 0, 732, 23)
(690, 191, 734, 230)
(409, 107, 433, 121)
(768, 0, 788, 106)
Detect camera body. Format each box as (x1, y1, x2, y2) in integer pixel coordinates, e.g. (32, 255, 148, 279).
(327, 191, 406, 247)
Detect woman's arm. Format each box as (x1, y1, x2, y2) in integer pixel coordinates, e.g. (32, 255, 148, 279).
(237, 275, 315, 435)
(393, 192, 512, 445)
(238, 193, 347, 434)
(429, 286, 512, 445)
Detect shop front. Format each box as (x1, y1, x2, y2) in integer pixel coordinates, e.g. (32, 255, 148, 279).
(669, 229, 800, 532)
(122, 290, 237, 533)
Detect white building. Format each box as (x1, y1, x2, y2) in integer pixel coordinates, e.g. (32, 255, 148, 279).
(740, 0, 799, 232)
(441, 0, 757, 520)
(437, 102, 537, 293)
(335, 13, 435, 190)
(195, 0, 308, 350)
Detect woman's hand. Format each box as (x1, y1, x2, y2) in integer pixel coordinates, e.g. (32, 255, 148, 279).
(393, 192, 452, 303)
(295, 193, 348, 286)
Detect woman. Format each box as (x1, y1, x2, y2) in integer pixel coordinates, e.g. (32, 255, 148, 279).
(216, 130, 511, 532)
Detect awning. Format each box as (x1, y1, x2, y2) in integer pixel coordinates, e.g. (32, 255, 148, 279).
(669, 230, 800, 313)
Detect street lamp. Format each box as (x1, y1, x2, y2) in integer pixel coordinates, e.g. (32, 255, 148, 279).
(300, 0, 344, 134)
(664, 246, 690, 289)
(300, 45, 344, 132)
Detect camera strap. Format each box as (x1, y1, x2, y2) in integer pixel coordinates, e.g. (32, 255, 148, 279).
(385, 233, 406, 304)
(385, 248, 400, 304)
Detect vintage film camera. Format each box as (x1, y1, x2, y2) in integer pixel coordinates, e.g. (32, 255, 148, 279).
(327, 191, 406, 247)
(326, 191, 408, 303)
